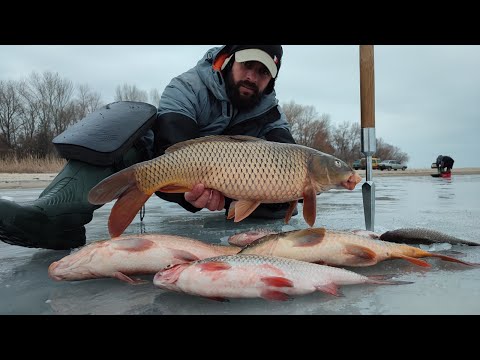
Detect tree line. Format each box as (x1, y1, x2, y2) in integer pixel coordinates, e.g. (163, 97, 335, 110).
(0, 71, 408, 165)
(282, 101, 409, 165)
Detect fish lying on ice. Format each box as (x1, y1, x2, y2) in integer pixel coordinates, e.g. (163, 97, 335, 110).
(153, 254, 412, 301)
(379, 228, 480, 246)
(228, 228, 381, 247)
(48, 234, 240, 283)
(88, 135, 361, 237)
(238, 228, 479, 267)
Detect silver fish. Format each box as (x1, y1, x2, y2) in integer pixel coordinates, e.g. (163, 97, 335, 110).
(153, 254, 412, 301)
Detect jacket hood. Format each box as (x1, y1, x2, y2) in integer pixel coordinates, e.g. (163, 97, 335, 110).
(195, 46, 230, 101)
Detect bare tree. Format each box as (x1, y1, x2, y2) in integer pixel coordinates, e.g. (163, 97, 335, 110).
(75, 84, 103, 120)
(375, 138, 409, 163)
(17, 71, 75, 156)
(282, 100, 333, 152)
(149, 88, 160, 107)
(0, 80, 24, 149)
(310, 115, 334, 154)
(331, 121, 361, 164)
(17, 96, 40, 154)
(114, 83, 148, 102)
(24, 72, 75, 133)
(282, 100, 307, 140)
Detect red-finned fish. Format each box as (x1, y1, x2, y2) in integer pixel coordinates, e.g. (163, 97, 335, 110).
(238, 228, 479, 268)
(87, 135, 361, 238)
(153, 254, 412, 301)
(228, 228, 381, 247)
(48, 234, 240, 283)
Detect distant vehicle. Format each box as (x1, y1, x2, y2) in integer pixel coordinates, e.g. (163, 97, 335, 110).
(378, 160, 407, 171)
(370, 158, 380, 170)
(353, 158, 380, 170)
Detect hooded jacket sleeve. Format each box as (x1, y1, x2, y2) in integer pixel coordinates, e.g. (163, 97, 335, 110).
(153, 72, 204, 213)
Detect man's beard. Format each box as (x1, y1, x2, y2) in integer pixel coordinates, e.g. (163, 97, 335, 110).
(225, 71, 263, 111)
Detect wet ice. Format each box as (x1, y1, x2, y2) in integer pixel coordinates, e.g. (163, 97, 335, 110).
(1, 174, 480, 314)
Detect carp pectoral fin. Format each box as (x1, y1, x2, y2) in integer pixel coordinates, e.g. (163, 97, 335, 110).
(226, 201, 237, 219)
(261, 276, 294, 288)
(169, 249, 200, 262)
(393, 254, 431, 267)
(197, 261, 232, 271)
(112, 272, 147, 285)
(343, 244, 378, 266)
(108, 188, 151, 238)
(159, 184, 192, 193)
(302, 185, 317, 227)
(315, 283, 343, 297)
(288, 228, 327, 247)
(284, 200, 298, 224)
(260, 290, 291, 301)
(233, 200, 261, 222)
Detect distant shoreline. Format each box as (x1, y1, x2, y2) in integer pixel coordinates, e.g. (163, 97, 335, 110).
(358, 167, 480, 177)
(1, 168, 480, 190)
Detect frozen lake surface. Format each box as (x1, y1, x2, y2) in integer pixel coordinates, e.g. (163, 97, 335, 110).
(1, 174, 479, 315)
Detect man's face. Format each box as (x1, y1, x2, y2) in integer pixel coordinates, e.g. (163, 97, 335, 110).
(225, 60, 273, 111)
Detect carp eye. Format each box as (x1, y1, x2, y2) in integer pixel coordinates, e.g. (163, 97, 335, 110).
(334, 160, 341, 168)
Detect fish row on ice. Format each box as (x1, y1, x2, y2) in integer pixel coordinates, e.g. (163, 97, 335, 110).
(48, 227, 478, 301)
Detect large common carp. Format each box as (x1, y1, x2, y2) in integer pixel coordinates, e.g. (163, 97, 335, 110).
(379, 228, 480, 246)
(88, 135, 361, 237)
(238, 228, 479, 267)
(153, 254, 412, 301)
(48, 234, 240, 283)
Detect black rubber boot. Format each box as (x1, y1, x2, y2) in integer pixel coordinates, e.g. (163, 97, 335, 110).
(0, 148, 143, 250)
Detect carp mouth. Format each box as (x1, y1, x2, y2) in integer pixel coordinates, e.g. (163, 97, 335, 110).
(341, 172, 362, 190)
(48, 261, 63, 281)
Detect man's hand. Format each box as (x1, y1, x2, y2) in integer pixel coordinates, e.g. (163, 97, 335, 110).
(184, 184, 225, 211)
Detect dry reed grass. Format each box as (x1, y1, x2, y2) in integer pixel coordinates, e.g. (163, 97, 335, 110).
(0, 155, 65, 173)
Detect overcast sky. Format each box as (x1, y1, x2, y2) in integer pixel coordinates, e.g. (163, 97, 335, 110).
(1, 45, 479, 169)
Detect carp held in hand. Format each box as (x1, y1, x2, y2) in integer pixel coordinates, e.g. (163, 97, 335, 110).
(88, 135, 362, 237)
